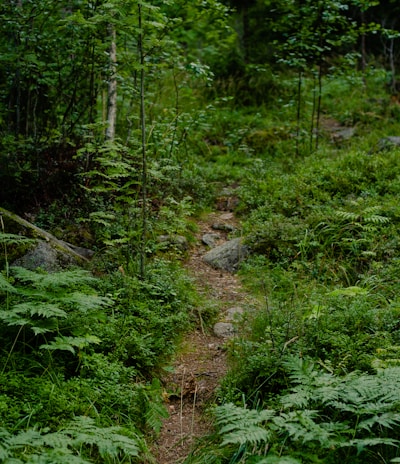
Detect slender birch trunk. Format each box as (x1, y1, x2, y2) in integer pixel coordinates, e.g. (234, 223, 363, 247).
(106, 24, 117, 140)
(138, 3, 147, 280)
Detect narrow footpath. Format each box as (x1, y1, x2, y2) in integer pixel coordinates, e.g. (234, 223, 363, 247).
(152, 211, 250, 464)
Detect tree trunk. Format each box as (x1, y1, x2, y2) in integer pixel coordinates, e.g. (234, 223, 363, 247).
(106, 24, 117, 140)
(138, 3, 147, 280)
(360, 10, 367, 86)
(0, 207, 90, 262)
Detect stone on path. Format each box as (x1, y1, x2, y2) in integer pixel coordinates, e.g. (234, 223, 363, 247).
(202, 233, 220, 248)
(213, 322, 235, 338)
(203, 237, 249, 272)
(211, 223, 236, 232)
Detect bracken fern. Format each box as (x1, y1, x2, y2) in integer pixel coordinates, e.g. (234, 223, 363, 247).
(0, 416, 140, 463)
(206, 357, 400, 463)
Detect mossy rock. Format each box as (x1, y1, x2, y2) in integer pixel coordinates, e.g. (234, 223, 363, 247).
(245, 127, 289, 153)
(0, 207, 90, 271)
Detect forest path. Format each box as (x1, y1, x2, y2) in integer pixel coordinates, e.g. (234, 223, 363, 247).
(152, 210, 250, 464)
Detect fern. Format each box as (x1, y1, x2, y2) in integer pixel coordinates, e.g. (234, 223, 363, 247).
(11, 267, 98, 291)
(0, 416, 140, 463)
(215, 403, 274, 446)
(0, 273, 17, 294)
(0, 427, 90, 464)
(0, 233, 35, 246)
(212, 359, 400, 462)
(62, 416, 139, 460)
(135, 380, 169, 434)
(274, 409, 344, 448)
(0, 267, 112, 359)
(40, 335, 102, 354)
(335, 206, 390, 225)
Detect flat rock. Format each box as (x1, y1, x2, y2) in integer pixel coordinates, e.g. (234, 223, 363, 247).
(202, 233, 220, 248)
(203, 237, 249, 272)
(213, 322, 235, 338)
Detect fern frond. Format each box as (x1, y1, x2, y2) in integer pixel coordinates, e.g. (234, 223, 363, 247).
(0, 428, 12, 460)
(220, 426, 270, 447)
(1, 427, 90, 464)
(58, 292, 112, 313)
(364, 214, 390, 224)
(34, 270, 98, 290)
(273, 410, 341, 447)
(0, 273, 17, 294)
(13, 302, 68, 319)
(335, 210, 359, 222)
(40, 335, 101, 354)
(0, 418, 139, 463)
(339, 437, 400, 453)
(334, 207, 390, 225)
(282, 356, 321, 387)
(11, 267, 97, 290)
(358, 412, 400, 432)
(0, 233, 34, 246)
(62, 416, 139, 459)
(215, 403, 274, 447)
(89, 212, 116, 227)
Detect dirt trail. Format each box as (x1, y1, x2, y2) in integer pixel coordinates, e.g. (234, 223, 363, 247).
(152, 211, 249, 464)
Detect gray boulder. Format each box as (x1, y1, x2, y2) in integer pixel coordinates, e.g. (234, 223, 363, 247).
(203, 237, 249, 272)
(13, 241, 78, 272)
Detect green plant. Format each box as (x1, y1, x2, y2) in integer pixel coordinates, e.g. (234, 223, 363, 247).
(191, 357, 400, 463)
(0, 415, 141, 463)
(0, 267, 110, 365)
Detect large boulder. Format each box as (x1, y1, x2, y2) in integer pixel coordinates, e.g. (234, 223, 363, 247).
(12, 241, 76, 272)
(203, 237, 249, 272)
(1, 207, 92, 272)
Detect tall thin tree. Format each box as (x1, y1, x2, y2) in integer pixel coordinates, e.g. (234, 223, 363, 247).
(106, 23, 117, 141)
(138, 1, 147, 279)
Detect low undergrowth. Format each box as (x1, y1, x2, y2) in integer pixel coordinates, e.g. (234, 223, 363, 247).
(0, 233, 201, 462)
(183, 70, 400, 463)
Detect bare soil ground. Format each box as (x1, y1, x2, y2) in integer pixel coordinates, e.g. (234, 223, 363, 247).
(152, 211, 249, 464)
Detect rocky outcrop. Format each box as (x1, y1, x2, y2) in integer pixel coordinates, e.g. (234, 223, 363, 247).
(0, 207, 93, 272)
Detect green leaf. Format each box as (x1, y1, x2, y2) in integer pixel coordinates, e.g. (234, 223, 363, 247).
(40, 335, 101, 354)
(0, 273, 16, 294)
(329, 286, 368, 297)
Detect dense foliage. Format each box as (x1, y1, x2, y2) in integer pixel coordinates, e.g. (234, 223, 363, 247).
(2, 0, 400, 462)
